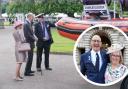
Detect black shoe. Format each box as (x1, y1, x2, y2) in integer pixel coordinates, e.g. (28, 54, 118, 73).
(24, 73, 34, 76)
(29, 71, 35, 73)
(37, 68, 42, 72)
(46, 67, 52, 71)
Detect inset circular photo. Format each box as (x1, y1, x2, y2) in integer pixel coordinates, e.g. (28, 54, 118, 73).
(73, 24, 128, 86)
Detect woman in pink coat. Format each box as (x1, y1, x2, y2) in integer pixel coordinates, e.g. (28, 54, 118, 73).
(13, 21, 27, 81)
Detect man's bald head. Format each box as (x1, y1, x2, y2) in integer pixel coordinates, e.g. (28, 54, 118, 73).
(91, 35, 102, 52)
(91, 35, 101, 42)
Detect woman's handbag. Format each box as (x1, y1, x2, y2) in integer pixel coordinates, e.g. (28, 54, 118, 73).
(18, 43, 31, 51)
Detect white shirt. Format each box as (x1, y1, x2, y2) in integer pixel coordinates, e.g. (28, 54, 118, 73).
(40, 22, 49, 40)
(44, 24, 49, 40)
(26, 19, 31, 24)
(91, 49, 103, 70)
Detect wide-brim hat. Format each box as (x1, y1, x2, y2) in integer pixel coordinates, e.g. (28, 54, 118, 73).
(107, 44, 124, 54)
(14, 20, 23, 29)
(35, 13, 44, 18)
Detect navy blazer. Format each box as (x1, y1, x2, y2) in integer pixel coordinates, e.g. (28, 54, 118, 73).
(34, 21, 53, 47)
(80, 49, 108, 83)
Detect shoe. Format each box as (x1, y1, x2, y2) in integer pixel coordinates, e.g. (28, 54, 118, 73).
(19, 76, 23, 79)
(29, 71, 35, 73)
(46, 67, 52, 71)
(24, 73, 34, 76)
(37, 68, 42, 72)
(15, 77, 23, 81)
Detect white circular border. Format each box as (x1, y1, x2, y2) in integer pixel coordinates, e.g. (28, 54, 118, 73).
(73, 24, 128, 86)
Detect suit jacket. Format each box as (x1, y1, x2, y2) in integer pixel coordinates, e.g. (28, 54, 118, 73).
(23, 20, 35, 48)
(80, 49, 108, 83)
(34, 21, 53, 47)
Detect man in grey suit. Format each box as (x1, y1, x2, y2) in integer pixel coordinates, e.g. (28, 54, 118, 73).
(23, 13, 35, 76)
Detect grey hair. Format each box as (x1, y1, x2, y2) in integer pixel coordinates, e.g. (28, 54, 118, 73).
(25, 12, 35, 18)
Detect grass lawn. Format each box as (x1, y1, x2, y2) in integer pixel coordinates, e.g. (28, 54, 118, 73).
(51, 28, 75, 54)
(4, 21, 11, 26)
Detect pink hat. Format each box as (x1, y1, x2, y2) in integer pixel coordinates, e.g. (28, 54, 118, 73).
(14, 20, 23, 29)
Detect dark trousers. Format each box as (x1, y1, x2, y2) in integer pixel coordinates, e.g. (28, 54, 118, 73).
(36, 42, 51, 69)
(25, 44, 34, 74)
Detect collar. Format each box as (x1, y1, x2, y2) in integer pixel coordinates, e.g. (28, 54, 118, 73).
(91, 49, 100, 55)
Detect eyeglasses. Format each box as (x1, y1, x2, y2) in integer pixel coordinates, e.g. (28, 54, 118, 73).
(91, 40, 101, 43)
(111, 54, 120, 57)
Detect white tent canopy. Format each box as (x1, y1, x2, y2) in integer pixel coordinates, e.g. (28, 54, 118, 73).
(2, 13, 8, 17)
(54, 13, 68, 18)
(74, 12, 81, 17)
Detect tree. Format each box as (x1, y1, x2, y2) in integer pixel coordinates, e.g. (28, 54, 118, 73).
(7, 0, 83, 17)
(0, 0, 2, 17)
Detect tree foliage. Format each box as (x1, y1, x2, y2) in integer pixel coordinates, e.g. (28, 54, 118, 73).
(6, 0, 83, 17)
(4, 0, 128, 17)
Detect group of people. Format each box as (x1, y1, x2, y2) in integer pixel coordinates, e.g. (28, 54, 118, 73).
(13, 13, 53, 81)
(80, 35, 128, 84)
(13, 12, 128, 83)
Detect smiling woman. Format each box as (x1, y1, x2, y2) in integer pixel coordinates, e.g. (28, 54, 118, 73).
(105, 44, 128, 83)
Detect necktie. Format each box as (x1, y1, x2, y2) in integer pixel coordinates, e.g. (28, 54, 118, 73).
(43, 23, 46, 37)
(42, 22, 49, 40)
(96, 53, 100, 72)
(41, 22, 45, 37)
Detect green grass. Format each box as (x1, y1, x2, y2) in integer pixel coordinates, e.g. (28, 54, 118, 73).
(51, 28, 75, 54)
(4, 21, 11, 26)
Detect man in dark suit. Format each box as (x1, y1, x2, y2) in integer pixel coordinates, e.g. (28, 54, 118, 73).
(34, 13, 53, 71)
(80, 35, 108, 83)
(24, 13, 35, 76)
